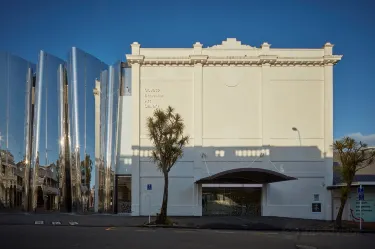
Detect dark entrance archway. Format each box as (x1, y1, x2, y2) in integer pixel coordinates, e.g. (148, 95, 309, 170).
(196, 168, 297, 184)
(197, 168, 297, 217)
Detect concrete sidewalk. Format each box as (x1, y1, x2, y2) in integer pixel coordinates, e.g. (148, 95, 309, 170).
(0, 212, 373, 232)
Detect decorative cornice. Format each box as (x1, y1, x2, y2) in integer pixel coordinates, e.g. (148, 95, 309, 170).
(323, 55, 342, 65)
(126, 55, 145, 64)
(126, 55, 342, 67)
(189, 55, 208, 64)
(141, 56, 191, 66)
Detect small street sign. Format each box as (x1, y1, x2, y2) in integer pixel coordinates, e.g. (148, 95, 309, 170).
(358, 186, 364, 193)
(147, 184, 152, 191)
(358, 186, 365, 200)
(359, 193, 364, 201)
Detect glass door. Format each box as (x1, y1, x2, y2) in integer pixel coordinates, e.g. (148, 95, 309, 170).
(116, 175, 131, 213)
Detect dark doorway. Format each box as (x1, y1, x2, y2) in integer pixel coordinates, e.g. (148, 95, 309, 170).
(36, 187, 44, 208)
(115, 175, 131, 214)
(202, 186, 261, 216)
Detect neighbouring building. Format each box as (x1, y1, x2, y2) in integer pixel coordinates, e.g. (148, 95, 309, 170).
(329, 148, 375, 224)
(114, 38, 342, 220)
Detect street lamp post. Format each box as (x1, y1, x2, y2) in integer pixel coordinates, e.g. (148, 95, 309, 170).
(292, 127, 302, 146)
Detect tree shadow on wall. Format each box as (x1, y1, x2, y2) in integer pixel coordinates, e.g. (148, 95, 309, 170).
(115, 144, 331, 218)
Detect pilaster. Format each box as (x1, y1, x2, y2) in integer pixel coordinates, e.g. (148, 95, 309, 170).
(192, 42, 204, 215)
(192, 42, 204, 146)
(324, 42, 334, 220)
(130, 42, 142, 216)
(260, 42, 272, 146)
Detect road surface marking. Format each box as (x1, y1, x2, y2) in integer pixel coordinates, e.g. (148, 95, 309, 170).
(174, 230, 196, 233)
(35, 221, 44, 225)
(253, 232, 279, 236)
(296, 245, 317, 249)
(215, 231, 235, 234)
(69, 221, 78, 226)
(301, 233, 317, 236)
(52, 221, 61, 225)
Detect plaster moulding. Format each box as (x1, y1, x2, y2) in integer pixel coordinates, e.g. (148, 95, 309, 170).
(125, 38, 342, 67)
(207, 38, 256, 49)
(126, 38, 342, 67)
(126, 55, 342, 67)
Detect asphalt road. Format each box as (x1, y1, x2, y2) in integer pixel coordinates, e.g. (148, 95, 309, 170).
(0, 225, 373, 249)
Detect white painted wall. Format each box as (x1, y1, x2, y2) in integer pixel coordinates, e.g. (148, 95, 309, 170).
(118, 38, 342, 219)
(117, 96, 132, 175)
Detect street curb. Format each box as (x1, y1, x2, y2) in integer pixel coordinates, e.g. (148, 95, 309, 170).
(0, 223, 144, 228)
(1, 221, 374, 233)
(140, 224, 375, 233)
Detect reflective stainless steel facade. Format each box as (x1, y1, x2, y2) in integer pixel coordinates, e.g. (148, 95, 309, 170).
(68, 48, 107, 212)
(102, 62, 121, 212)
(1, 48, 122, 213)
(57, 64, 72, 212)
(31, 51, 66, 211)
(0, 52, 35, 211)
(98, 70, 108, 212)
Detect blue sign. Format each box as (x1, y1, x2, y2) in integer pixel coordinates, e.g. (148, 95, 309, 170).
(350, 193, 375, 222)
(147, 184, 152, 190)
(358, 186, 364, 193)
(359, 193, 364, 201)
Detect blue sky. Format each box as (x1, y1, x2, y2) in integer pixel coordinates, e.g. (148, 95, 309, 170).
(0, 0, 374, 146)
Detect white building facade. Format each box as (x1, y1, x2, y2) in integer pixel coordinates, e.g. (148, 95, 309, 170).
(116, 38, 342, 220)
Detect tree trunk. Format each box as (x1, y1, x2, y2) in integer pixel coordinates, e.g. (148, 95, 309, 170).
(156, 174, 169, 224)
(335, 184, 350, 228)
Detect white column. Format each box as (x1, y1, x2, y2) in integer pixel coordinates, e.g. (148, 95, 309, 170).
(192, 42, 204, 216)
(324, 42, 334, 220)
(260, 43, 273, 216)
(260, 43, 272, 147)
(193, 42, 203, 147)
(130, 42, 141, 216)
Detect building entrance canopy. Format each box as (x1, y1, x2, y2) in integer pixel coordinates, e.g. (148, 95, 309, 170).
(195, 168, 297, 184)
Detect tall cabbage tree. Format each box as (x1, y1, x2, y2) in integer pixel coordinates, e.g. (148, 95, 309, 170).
(147, 106, 189, 224)
(333, 137, 375, 228)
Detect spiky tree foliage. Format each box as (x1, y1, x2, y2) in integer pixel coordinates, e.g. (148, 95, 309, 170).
(333, 137, 375, 228)
(147, 106, 189, 224)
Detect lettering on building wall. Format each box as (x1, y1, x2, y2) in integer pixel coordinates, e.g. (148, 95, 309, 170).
(144, 88, 164, 109)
